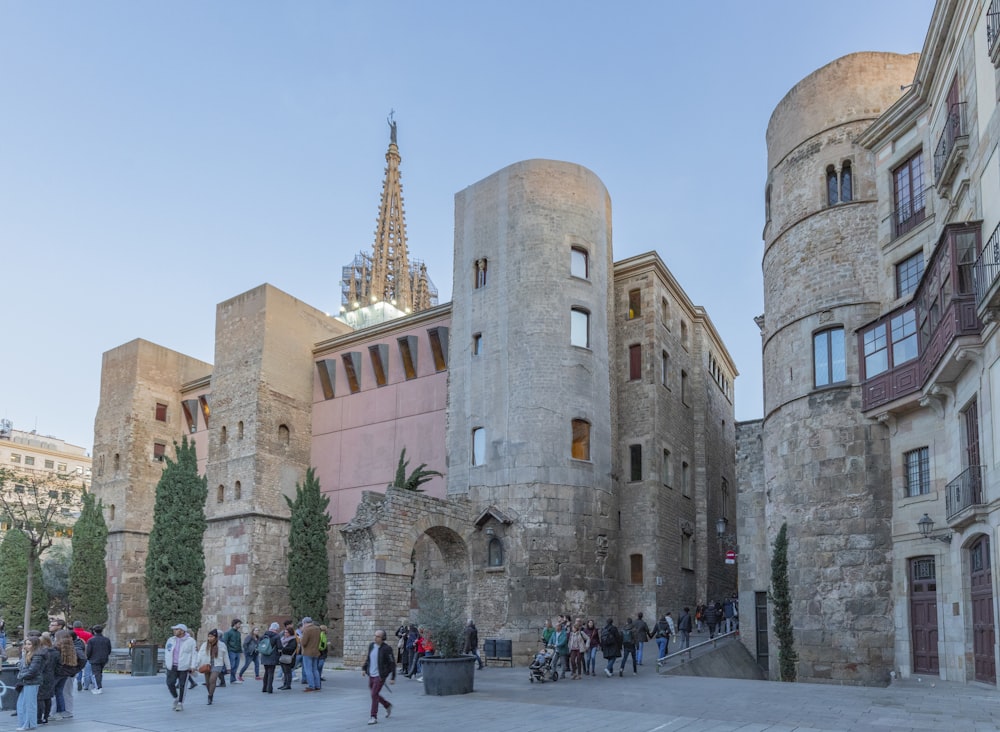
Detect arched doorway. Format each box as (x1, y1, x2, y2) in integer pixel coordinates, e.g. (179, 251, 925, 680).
(970, 535, 995, 684)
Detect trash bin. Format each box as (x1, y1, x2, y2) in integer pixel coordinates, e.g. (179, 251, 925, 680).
(0, 665, 19, 711)
(131, 644, 158, 676)
(483, 639, 496, 658)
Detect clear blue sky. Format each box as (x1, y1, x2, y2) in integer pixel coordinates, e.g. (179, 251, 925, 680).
(1, 1, 934, 452)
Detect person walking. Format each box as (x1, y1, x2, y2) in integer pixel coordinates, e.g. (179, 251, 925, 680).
(462, 619, 483, 670)
(703, 601, 720, 639)
(600, 618, 621, 677)
(198, 629, 229, 705)
(71, 622, 94, 692)
(552, 621, 570, 678)
(361, 630, 395, 725)
(238, 627, 260, 682)
(51, 630, 79, 720)
(0, 617, 6, 657)
(221, 619, 243, 684)
(654, 613, 675, 660)
(164, 623, 198, 711)
(318, 625, 330, 681)
(15, 637, 43, 731)
(84, 625, 111, 694)
(619, 618, 638, 676)
(568, 620, 587, 679)
(677, 607, 693, 649)
(633, 612, 651, 666)
(583, 619, 600, 676)
(257, 623, 280, 693)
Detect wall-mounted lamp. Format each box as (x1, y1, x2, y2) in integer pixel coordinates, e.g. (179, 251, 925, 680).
(917, 513, 952, 544)
(715, 517, 728, 538)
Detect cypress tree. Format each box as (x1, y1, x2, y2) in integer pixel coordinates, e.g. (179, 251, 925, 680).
(770, 521, 797, 682)
(69, 490, 109, 626)
(145, 436, 207, 644)
(0, 528, 50, 631)
(285, 467, 330, 621)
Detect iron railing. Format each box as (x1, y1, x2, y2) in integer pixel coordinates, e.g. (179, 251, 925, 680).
(946, 464, 984, 519)
(934, 102, 967, 184)
(893, 186, 927, 238)
(974, 221, 1000, 309)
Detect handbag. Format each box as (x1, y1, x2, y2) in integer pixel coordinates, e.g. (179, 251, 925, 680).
(278, 653, 294, 665)
(198, 663, 211, 674)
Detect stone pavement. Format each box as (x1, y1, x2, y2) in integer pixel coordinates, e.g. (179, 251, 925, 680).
(3, 658, 999, 732)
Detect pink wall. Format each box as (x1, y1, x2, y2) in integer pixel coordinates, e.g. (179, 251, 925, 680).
(311, 311, 450, 524)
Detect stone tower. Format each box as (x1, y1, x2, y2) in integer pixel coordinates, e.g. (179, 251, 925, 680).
(446, 159, 618, 639)
(341, 119, 437, 314)
(756, 52, 919, 684)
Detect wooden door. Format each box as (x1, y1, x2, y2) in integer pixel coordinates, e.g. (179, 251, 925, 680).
(909, 557, 938, 674)
(970, 536, 996, 684)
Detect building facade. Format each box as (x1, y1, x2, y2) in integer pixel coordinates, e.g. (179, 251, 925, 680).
(93, 149, 738, 660)
(743, 0, 1000, 688)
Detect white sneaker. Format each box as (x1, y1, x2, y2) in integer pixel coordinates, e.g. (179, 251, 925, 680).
(175, 702, 183, 712)
(172, 700, 178, 711)
(368, 717, 378, 725)
(415, 675, 422, 681)
(91, 688, 100, 694)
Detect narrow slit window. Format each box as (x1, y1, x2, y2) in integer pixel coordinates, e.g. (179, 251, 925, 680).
(397, 336, 418, 379)
(428, 327, 449, 371)
(369, 344, 389, 386)
(629, 444, 642, 482)
(199, 395, 211, 429)
(571, 419, 591, 461)
(628, 289, 641, 319)
(343, 351, 363, 393)
(316, 359, 337, 399)
(472, 427, 486, 466)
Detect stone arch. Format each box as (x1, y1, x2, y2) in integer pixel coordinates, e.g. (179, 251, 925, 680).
(340, 487, 475, 663)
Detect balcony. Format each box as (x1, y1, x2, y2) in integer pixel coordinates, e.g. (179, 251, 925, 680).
(861, 222, 982, 411)
(989, 0, 1000, 67)
(933, 102, 968, 190)
(974, 221, 1000, 314)
(946, 465, 984, 521)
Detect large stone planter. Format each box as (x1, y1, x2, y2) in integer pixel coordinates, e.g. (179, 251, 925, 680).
(421, 655, 476, 696)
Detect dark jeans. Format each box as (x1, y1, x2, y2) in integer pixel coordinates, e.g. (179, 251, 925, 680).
(54, 677, 69, 713)
(621, 646, 637, 673)
(279, 662, 293, 688)
(239, 652, 259, 678)
(166, 666, 190, 703)
(227, 650, 240, 682)
(262, 664, 276, 692)
(38, 696, 52, 723)
(90, 661, 106, 689)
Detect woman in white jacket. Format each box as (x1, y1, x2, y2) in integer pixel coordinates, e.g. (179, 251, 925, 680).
(197, 629, 230, 705)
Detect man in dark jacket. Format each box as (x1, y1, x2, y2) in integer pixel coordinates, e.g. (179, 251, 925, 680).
(462, 619, 482, 670)
(633, 612, 652, 666)
(600, 618, 621, 677)
(677, 607, 693, 649)
(85, 626, 112, 694)
(361, 630, 396, 725)
(703, 601, 721, 639)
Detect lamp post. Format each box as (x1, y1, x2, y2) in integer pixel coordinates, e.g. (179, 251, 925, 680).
(917, 513, 952, 544)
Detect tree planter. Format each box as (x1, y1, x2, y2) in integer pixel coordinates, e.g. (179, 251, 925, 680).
(421, 655, 476, 696)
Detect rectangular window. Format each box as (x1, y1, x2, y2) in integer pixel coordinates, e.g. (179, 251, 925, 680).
(661, 297, 670, 327)
(681, 533, 693, 569)
(316, 359, 336, 400)
(571, 419, 591, 461)
(155, 402, 168, 422)
(814, 328, 846, 387)
(369, 344, 389, 387)
(44, 460, 54, 469)
(57, 463, 66, 472)
(397, 336, 418, 380)
(896, 252, 924, 298)
(629, 344, 642, 381)
(630, 554, 643, 585)
(629, 444, 642, 482)
(472, 427, 486, 466)
(628, 289, 641, 319)
(343, 351, 363, 393)
(893, 151, 926, 237)
(662, 449, 671, 487)
(153, 442, 166, 462)
(571, 247, 589, 279)
(428, 327, 449, 371)
(474, 258, 488, 289)
(904, 447, 930, 497)
(472, 333, 482, 356)
(48, 490, 59, 499)
(682, 461, 690, 497)
(571, 308, 590, 348)
(9, 454, 20, 463)
(24, 456, 35, 466)
(681, 370, 688, 405)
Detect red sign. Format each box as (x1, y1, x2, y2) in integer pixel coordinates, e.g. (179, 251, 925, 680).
(725, 550, 737, 565)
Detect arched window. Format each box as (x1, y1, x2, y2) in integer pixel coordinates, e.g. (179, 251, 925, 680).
(488, 538, 504, 567)
(570, 308, 590, 348)
(113, 453, 120, 471)
(237, 421, 244, 439)
(109, 504, 116, 521)
(220, 425, 227, 445)
(217, 484, 225, 503)
(841, 161, 853, 202)
(234, 480, 242, 500)
(278, 424, 290, 446)
(827, 165, 839, 205)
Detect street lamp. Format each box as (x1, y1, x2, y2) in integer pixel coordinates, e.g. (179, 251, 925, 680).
(917, 513, 952, 544)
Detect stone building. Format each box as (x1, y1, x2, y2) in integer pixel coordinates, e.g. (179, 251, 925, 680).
(742, 0, 1000, 688)
(92, 136, 738, 661)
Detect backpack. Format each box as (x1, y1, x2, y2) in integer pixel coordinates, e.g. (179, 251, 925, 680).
(622, 627, 634, 645)
(318, 631, 327, 653)
(257, 635, 274, 656)
(600, 626, 618, 646)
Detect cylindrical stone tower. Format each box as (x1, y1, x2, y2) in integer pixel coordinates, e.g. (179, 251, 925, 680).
(760, 53, 919, 685)
(447, 159, 617, 650)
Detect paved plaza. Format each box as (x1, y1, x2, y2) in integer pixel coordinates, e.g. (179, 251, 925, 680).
(3, 657, 999, 732)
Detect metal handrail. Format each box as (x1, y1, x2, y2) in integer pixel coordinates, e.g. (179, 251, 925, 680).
(655, 629, 738, 667)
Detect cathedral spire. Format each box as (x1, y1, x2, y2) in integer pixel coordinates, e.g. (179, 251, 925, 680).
(340, 115, 437, 322)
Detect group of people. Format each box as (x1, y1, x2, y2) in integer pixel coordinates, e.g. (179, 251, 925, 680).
(12, 620, 111, 730)
(162, 616, 332, 711)
(694, 597, 739, 639)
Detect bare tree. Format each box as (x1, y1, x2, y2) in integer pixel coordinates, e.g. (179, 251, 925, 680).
(0, 466, 84, 632)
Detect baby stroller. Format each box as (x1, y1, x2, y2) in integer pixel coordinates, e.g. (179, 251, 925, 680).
(528, 647, 559, 682)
